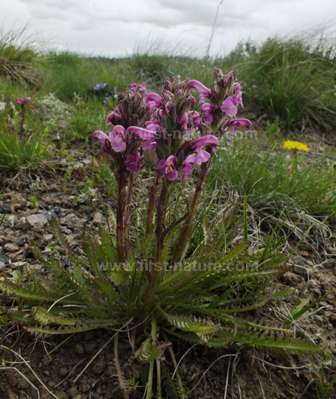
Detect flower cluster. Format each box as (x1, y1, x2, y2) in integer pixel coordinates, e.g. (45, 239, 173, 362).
(91, 69, 252, 263)
(92, 69, 251, 181)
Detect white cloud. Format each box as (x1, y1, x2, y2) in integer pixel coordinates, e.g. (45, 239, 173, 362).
(0, 0, 335, 57)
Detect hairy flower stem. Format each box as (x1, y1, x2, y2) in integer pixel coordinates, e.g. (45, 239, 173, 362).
(172, 162, 210, 263)
(145, 180, 169, 303)
(116, 168, 129, 263)
(155, 181, 170, 264)
(145, 173, 160, 238)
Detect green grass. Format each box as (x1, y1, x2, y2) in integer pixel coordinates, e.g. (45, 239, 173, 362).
(40, 52, 137, 100)
(0, 29, 40, 87)
(1, 30, 336, 133)
(220, 37, 336, 131)
(208, 135, 336, 219)
(0, 132, 50, 171)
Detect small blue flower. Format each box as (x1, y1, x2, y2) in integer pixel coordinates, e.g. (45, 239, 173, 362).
(94, 83, 108, 92)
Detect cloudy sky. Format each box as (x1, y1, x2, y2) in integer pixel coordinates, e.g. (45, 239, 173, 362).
(1, 0, 335, 57)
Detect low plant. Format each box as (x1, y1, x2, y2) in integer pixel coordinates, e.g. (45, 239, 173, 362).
(0, 70, 319, 397)
(0, 96, 50, 171)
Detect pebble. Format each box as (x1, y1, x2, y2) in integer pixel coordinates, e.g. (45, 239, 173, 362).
(4, 243, 20, 253)
(43, 233, 54, 242)
(27, 213, 49, 228)
(6, 215, 16, 228)
(61, 213, 80, 226)
(0, 254, 9, 270)
(0, 204, 11, 214)
(93, 211, 104, 224)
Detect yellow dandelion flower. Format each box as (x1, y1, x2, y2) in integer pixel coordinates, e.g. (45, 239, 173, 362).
(282, 140, 309, 153)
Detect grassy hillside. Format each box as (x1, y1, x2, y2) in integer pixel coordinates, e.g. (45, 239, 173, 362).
(1, 32, 336, 132)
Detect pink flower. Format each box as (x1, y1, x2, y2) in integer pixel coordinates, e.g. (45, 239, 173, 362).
(158, 155, 178, 181)
(201, 103, 215, 125)
(145, 120, 161, 132)
(146, 92, 162, 111)
(220, 84, 243, 118)
(91, 130, 112, 153)
(181, 150, 211, 181)
(187, 80, 211, 98)
(125, 152, 141, 172)
(220, 96, 238, 118)
(192, 135, 219, 153)
(16, 97, 31, 105)
(227, 118, 252, 132)
(110, 125, 127, 152)
(106, 108, 122, 125)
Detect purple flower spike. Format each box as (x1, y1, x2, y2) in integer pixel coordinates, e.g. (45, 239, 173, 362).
(159, 155, 178, 181)
(227, 118, 252, 132)
(110, 125, 127, 152)
(125, 152, 141, 173)
(187, 80, 211, 98)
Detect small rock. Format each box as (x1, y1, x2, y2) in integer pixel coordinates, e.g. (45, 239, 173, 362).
(4, 243, 20, 253)
(27, 213, 49, 228)
(60, 213, 80, 226)
(6, 215, 16, 228)
(282, 271, 304, 287)
(0, 204, 11, 214)
(0, 254, 9, 270)
(23, 247, 35, 259)
(11, 261, 26, 269)
(16, 238, 27, 247)
(43, 233, 54, 242)
(93, 211, 104, 224)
